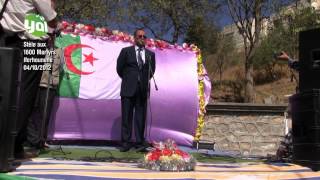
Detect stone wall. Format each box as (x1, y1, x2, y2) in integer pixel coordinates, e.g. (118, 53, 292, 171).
(200, 103, 288, 157)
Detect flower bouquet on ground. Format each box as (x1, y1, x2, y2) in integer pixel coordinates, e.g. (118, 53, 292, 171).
(139, 139, 196, 171)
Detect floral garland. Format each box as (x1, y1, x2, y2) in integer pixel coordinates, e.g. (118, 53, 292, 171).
(195, 53, 206, 142)
(139, 139, 196, 171)
(58, 21, 207, 142)
(59, 21, 198, 51)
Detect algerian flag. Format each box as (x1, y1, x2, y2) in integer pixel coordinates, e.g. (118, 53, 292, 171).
(56, 34, 129, 99)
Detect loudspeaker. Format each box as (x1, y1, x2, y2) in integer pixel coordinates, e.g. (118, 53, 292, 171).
(299, 28, 320, 92)
(290, 89, 320, 171)
(0, 47, 22, 172)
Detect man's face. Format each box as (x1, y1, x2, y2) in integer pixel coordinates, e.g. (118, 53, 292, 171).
(134, 30, 146, 48)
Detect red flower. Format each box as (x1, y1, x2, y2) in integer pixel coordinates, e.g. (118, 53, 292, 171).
(162, 149, 172, 156)
(84, 25, 95, 32)
(61, 21, 69, 29)
(182, 153, 190, 159)
(154, 148, 161, 153)
(174, 149, 183, 156)
(175, 149, 189, 158)
(100, 27, 111, 36)
(148, 151, 161, 161)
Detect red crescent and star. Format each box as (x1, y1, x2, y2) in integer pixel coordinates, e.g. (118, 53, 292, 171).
(64, 44, 98, 75)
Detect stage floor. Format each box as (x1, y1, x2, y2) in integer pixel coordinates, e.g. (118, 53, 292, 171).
(9, 158, 320, 180)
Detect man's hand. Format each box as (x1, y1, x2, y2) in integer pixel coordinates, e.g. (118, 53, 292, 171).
(276, 51, 290, 61)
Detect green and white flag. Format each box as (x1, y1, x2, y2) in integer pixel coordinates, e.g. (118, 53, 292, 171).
(56, 34, 131, 99)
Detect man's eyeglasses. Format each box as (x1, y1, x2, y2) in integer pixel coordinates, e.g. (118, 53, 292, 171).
(136, 35, 147, 39)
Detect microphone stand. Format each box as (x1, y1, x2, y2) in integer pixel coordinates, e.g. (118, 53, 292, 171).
(39, 32, 69, 156)
(38, 34, 55, 150)
(145, 54, 158, 144)
(148, 55, 158, 91)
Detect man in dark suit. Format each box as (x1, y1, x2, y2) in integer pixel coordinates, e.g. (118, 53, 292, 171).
(116, 28, 156, 152)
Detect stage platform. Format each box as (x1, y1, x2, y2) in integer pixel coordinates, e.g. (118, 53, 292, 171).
(6, 158, 320, 180)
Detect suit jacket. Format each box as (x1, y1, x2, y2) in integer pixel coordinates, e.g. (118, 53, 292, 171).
(39, 48, 63, 89)
(116, 46, 156, 97)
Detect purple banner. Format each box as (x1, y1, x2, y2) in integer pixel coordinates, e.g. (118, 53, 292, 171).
(48, 46, 199, 146)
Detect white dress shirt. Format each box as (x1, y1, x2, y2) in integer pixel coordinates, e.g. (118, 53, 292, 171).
(135, 46, 145, 64)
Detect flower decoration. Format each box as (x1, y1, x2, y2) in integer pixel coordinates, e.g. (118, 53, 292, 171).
(60, 21, 69, 29)
(139, 139, 196, 171)
(100, 27, 112, 36)
(85, 25, 95, 32)
(112, 30, 119, 35)
(195, 53, 207, 142)
(75, 23, 84, 31)
(58, 21, 202, 53)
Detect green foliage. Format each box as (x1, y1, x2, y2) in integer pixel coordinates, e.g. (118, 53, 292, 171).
(259, 6, 320, 61)
(125, 0, 221, 43)
(55, 0, 220, 44)
(55, 0, 123, 27)
(274, 6, 320, 57)
(253, 6, 320, 84)
(184, 17, 219, 56)
(184, 16, 236, 81)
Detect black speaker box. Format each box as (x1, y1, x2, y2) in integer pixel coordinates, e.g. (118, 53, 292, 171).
(0, 47, 22, 172)
(290, 89, 320, 171)
(299, 28, 320, 92)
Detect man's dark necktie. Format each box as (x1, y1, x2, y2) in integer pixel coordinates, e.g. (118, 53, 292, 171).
(138, 48, 143, 70)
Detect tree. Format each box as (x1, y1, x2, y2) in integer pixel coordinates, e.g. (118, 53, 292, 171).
(124, 0, 220, 43)
(275, 5, 320, 58)
(184, 17, 219, 57)
(55, 0, 121, 27)
(184, 16, 237, 83)
(226, 0, 267, 102)
(214, 34, 236, 81)
(55, 1, 221, 44)
(253, 5, 320, 84)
